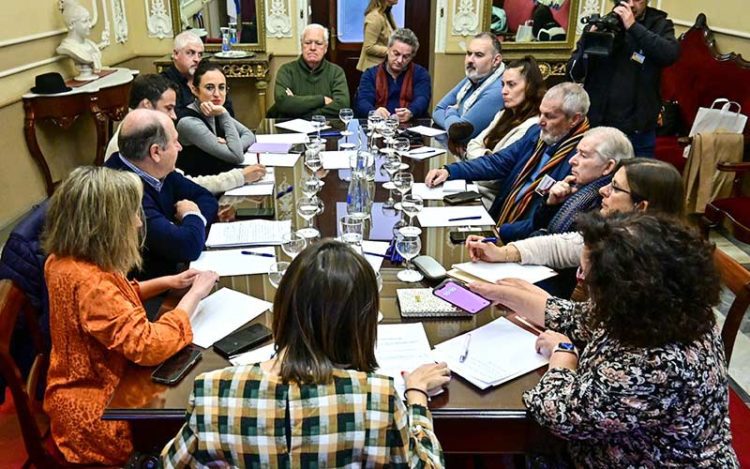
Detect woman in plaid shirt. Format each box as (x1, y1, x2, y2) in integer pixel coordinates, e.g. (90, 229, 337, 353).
(162, 240, 451, 468)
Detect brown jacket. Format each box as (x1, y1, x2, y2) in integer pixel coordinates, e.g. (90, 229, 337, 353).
(357, 9, 395, 72)
(43, 256, 192, 464)
(683, 132, 744, 214)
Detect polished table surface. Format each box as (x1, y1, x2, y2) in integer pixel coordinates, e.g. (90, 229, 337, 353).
(104, 119, 550, 454)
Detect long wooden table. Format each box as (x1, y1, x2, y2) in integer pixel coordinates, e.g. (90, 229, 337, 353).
(103, 119, 553, 455)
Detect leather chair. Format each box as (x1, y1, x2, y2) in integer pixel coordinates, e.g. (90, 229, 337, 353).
(702, 162, 750, 244)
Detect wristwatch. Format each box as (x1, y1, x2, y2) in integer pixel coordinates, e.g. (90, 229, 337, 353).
(552, 342, 579, 358)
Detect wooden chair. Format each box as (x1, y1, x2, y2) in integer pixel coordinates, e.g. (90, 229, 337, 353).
(703, 162, 750, 245)
(713, 249, 750, 466)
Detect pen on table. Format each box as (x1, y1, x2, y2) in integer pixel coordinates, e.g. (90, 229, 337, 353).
(459, 334, 471, 363)
(448, 215, 482, 222)
(276, 186, 294, 198)
(408, 148, 434, 155)
(481, 237, 497, 243)
(241, 250, 275, 258)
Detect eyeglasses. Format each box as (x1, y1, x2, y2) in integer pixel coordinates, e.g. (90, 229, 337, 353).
(609, 181, 632, 195)
(202, 84, 228, 94)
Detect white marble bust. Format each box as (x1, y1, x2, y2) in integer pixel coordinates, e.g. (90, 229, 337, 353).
(57, 0, 103, 81)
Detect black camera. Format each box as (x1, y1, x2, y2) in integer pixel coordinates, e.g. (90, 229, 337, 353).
(579, 1, 626, 56)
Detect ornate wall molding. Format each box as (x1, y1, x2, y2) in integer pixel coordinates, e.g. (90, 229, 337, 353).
(452, 0, 480, 37)
(146, 0, 173, 38)
(296, 0, 308, 53)
(577, 0, 601, 35)
(111, 0, 128, 43)
(266, 0, 293, 39)
(435, 0, 447, 52)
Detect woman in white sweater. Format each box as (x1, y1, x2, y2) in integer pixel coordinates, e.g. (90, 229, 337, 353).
(464, 56, 546, 208)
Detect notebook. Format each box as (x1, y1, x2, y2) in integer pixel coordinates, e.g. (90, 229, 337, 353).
(396, 288, 467, 318)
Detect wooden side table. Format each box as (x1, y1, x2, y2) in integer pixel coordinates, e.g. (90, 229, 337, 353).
(154, 53, 272, 116)
(22, 68, 137, 195)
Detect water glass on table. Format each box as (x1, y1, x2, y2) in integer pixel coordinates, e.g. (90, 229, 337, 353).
(399, 194, 423, 236)
(339, 108, 354, 136)
(392, 171, 414, 211)
(268, 261, 290, 288)
(281, 232, 307, 259)
(395, 233, 423, 283)
(340, 215, 365, 254)
(297, 196, 323, 239)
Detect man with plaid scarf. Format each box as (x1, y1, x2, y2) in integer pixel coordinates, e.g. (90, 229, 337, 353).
(426, 83, 590, 242)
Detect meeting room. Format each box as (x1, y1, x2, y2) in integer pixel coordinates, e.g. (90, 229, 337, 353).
(1, 0, 750, 467)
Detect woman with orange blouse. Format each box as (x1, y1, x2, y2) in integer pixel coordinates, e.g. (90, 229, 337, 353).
(42, 166, 218, 465)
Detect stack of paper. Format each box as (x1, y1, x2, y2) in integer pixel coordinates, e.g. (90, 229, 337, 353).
(375, 323, 438, 396)
(401, 146, 446, 161)
(275, 118, 330, 134)
(409, 125, 447, 137)
(242, 152, 300, 167)
(248, 142, 292, 153)
(189, 288, 273, 348)
(190, 247, 276, 276)
(224, 168, 276, 196)
(412, 181, 479, 200)
(416, 206, 494, 227)
(256, 133, 308, 144)
(206, 219, 292, 248)
(432, 317, 548, 390)
(451, 261, 557, 284)
(230, 343, 276, 365)
(321, 150, 352, 169)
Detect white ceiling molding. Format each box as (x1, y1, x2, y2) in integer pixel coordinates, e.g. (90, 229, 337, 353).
(111, 0, 128, 43)
(146, 0, 173, 39)
(452, 0, 480, 37)
(267, 0, 293, 38)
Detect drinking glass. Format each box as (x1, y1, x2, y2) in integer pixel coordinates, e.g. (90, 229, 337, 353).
(281, 232, 307, 259)
(304, 149, 323, 180)
(296, 196, 323, 238)
(268, 261, 290, 288)
(392, 171, 414, 210)
(301, 176, 323, 198)
(384, 115, 399, 144)
(339, 215, 364, 254)
(367, 111, 383, 136)
(399, 194, 423, 236)
(339, 108, 354, 136)
(395, 233, 423, 282)
(393, 137, 411, 170)
(381, 155, 402, 208)
(311, 114, 326, 141)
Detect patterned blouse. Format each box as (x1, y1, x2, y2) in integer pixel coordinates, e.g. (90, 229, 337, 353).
(162, 364, 444, 468)
(523, 297, 739, 468)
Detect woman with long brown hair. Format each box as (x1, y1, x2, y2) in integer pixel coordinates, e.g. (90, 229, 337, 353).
(357, 0, 399, 72)
(465, 55, 546, 207)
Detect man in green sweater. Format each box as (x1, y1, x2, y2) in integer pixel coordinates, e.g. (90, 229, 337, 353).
(267, 24, 350, 118)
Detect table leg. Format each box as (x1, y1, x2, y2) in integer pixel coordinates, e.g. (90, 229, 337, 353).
(23, 101, 55, 196)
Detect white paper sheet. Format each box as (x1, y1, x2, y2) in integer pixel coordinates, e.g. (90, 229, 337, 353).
(375, 323, 437, 396)
(255, 133, 308, 144)
(321, 150, 353, 169)
(274, 118, 331, 134)
(242, 152, 300, 167)
(409, 125, 447, 137)
(230, 343, 276, 366)
(224, 168, 276, 196)
(416, 206, 494, 227)
(362, 240, 390, 272)
(206, 220, 292, 248)
(411, 181, 478, 200)
(432, 317, 548, 390)
(189, 288, 273, 348)
(401, 146, 446, 161)
(190, 247, 276, 277)
(452, 261, 557, 284)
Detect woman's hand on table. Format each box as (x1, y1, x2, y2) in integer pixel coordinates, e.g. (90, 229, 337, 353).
(170, 269, 200, 289)
(243, 164, 267, 183)
(403, 362, 451, 405)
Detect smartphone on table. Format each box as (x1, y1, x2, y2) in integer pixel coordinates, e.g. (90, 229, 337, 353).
(432, 279, 491, 314)
(151, 344, 203, 385)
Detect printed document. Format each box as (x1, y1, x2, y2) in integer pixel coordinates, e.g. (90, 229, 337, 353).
(206, 219, 292, 247)
(452, 261, 557, 284)
(275, 118, 330, 134)
(375, 323, 437, 396)
(189, 288, 272, 348)
(416, 206, 494, 227)
(190, 247, 276, 277)
(255, 133, 308, 144)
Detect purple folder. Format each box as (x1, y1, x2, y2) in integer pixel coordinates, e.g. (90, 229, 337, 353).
(247, 142, 293, 153)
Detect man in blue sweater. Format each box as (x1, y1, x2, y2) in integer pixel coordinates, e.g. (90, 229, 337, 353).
(354, 28, 431, 122)
(425, 83, 591, 242)
(432, 32, 505, 141)
(105, 109, 218, 279)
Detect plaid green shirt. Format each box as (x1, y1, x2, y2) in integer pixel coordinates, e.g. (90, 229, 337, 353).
(161, 364, 444, 468)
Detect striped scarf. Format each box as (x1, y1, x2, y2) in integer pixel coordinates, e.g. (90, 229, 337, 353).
(496, 118, 590, 227)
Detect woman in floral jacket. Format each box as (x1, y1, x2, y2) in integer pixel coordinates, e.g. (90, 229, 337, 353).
(471, 213, 738, 467)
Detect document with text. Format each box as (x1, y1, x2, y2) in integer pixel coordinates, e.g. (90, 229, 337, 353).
(206, 219, 292, 247)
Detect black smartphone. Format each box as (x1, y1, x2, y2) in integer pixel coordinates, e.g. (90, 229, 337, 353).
(213, 323, 272, 359)
(151, 344, 203, 385)
(449, 230, 496, 245)
(443, 191, 482, 205)
(433, 279, 491, 315)
(235, 207, 275, 219)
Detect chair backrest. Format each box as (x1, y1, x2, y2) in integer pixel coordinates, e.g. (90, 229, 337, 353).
(0, 279, 56, 468)
(714, 249, 750, 364)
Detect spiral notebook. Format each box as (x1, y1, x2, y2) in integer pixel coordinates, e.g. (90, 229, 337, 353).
(396, 288, 468, 319)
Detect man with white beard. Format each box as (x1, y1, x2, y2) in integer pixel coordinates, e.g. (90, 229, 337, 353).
(425, 83, 591, 242)
(433, 32, 505, 141)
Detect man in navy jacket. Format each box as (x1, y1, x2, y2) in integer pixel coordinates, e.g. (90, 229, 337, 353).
(354, 28, 431, 122)
(105, 109, 218, 279)
(425, 83, 590, 242)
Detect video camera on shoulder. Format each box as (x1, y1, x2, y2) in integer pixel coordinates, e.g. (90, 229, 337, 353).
(579, 0, 626, 57)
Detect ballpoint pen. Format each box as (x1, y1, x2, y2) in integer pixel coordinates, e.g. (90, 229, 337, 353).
(408, 148, 435, 155)
(241, 251, 275, 258)
(276, 186, 294, 198)
(448, 215, 482, 222)
(459, 334, 471, 363)
(481, 237, 497, 243)
(363, 251, 389, 259)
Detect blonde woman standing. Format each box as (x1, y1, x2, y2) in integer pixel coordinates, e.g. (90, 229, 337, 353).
(357, 0, 398, 72)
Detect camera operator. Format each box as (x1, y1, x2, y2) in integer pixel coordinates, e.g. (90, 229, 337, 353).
(567, 0, 679, 156)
